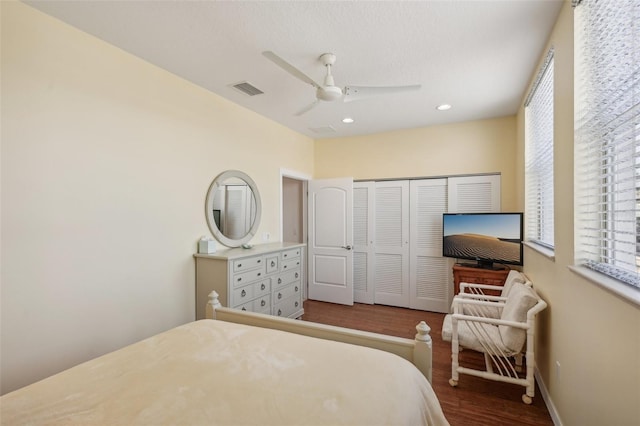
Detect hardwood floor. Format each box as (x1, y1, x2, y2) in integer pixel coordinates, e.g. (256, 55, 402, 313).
(302, 300, 554, 426)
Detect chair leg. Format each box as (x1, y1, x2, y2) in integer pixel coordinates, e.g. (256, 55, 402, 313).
(515, 353, 523, 373)
(450, 326, 460, 387)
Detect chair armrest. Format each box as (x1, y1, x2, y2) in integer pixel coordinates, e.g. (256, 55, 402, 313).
(451, 297, 505, 313)
(455, 293, 507, 302)
(459, 282, 506, 293)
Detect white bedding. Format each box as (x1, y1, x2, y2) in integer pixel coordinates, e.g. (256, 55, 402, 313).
(1, 319, 449, 425)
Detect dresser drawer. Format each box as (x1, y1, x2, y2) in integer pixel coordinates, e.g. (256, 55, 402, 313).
(281, 247, 301, 261)
(254, 279, 271, 297)
(253, 294, 271, 312)
(281, 258, 301, 272)
(234, 300, 253, 312)
(273, 282, 301, 303)
(232, 284, 255, 305)
(273, 294, 302, 318)
(265, 255, 279, 274)
(273, 269, 301, 290)
(232, 279, 271, 304)
(232, 266, 266, 287)
(233, 294, 271, 313)
(232, 256, 263, 273)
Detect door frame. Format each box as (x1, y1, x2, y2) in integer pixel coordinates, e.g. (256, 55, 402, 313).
(280, 168, 311, 298)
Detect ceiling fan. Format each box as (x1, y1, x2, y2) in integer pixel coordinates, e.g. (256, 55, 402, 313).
(262, 51, 421, 116)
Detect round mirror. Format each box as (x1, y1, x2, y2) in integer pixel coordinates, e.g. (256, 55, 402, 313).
(205, 170, 262, 248)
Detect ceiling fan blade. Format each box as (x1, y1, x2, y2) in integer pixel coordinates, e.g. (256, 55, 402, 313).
(294, 99, 320, 116)
(262, 51, 322, 89)
(342, 84, 421, 102)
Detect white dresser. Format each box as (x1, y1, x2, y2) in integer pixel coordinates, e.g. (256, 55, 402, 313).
(194, 242, 305, 320)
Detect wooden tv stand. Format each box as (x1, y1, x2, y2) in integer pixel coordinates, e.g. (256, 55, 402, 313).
(452, 264, 510, 295)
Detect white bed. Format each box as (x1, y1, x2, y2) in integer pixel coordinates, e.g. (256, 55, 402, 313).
(0, 294, 449, 425)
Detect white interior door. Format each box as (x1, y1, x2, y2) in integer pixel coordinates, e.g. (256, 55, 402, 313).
(373, 180, 410, 307)
(307, 178, 354, 305)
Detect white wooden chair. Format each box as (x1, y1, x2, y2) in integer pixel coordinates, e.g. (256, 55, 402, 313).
(442, 281, 547, 404)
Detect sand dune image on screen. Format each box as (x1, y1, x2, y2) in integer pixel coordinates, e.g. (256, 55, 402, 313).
(443, 233, 520, 263)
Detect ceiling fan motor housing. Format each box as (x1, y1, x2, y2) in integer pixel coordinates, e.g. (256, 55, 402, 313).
(317, 85, 343, 101)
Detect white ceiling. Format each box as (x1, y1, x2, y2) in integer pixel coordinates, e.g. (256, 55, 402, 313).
(25, 0, 563, 139)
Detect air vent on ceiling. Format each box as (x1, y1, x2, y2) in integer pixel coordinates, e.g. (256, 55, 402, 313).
(309, 126, 337, 134)
(230, 81, 264, 96)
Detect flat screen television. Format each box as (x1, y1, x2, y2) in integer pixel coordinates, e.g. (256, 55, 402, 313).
(442, 212, 524, 269)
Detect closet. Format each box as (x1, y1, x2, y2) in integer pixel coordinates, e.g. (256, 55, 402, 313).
(353, 174, 500, 313)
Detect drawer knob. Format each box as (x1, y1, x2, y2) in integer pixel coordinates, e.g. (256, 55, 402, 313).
(257, 272, 261, 277)
(278, 293, 282, 300)
(261, 300, 266, 307)
(295, 286, 298, 292)
(278, 278, 282, 284)
(295, 301, 299, 307)
(295, 272, 299, 278)
(241, 289, 246, 297)
(283, 265, 288, 269)
(271, 260, 275, 267)
(261, 283, 266, 291)
(238, 263, 242, 268)
(257, 259, 261, 263)
(284, 254, 288, 258)
(237, 278, 242, 282)
(277, 309, 282, 316)
(242, 307, 247, 311)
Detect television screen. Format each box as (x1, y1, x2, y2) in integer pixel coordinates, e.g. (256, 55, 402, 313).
(442, 212, 524, 268)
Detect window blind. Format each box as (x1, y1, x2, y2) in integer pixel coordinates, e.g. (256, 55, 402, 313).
(525, 51, 555, 249)
(574, 0, 639, 288)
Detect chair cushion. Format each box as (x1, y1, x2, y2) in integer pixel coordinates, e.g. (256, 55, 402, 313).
(462, 300, 501, 319)
(501, 270, 526, 297)
(452, 270, 525, 318)
(499, 283, 539, 353)
(442, 314, 514, 355)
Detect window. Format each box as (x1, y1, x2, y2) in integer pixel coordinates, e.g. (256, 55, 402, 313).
(574, 0, 639, 289)
(525, 50, 555, 249)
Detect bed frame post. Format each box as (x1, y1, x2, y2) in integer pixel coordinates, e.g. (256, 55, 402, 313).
(414, 321, 433, 383)
(205, 291, 221, 319)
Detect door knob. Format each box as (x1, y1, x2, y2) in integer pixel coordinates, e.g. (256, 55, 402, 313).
(341, 245, 353, 250)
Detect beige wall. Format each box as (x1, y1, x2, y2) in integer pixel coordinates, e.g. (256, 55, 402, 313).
(314, 116, 519, 211)
(517, 2, 640, 425)
(0, 1, 313, 394)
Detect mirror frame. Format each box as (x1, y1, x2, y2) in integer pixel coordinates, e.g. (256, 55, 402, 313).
(205, 170, 262, 248)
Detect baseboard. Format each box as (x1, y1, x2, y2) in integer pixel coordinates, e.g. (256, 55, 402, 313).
(535, 367, 563, 426)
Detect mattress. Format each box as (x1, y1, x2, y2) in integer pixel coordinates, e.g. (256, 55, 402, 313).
(0, 319, 449, 425)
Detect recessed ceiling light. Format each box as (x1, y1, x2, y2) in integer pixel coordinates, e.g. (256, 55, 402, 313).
(342, 117, 354, 124)
(436, 104, 452, 111)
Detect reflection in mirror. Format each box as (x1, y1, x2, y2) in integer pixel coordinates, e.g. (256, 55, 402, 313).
(205, 170, 262, 248)
(211, 177, 257, 240)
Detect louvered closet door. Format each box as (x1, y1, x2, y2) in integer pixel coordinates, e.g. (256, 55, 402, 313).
(373, 181, 410, 307)
(409, 179, 451, 312)
(353, 182, 375, 304)
(448, 175, 501, 213)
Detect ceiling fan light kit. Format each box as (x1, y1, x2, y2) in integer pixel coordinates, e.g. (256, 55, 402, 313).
(262, 51, 421, 116)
